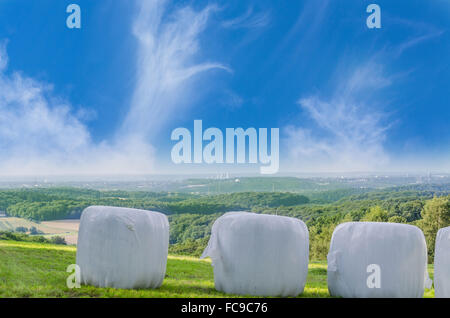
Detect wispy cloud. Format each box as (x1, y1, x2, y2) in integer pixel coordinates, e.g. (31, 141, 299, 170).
(219, 89, 244, 109)
(284, 62, 392, 172)
(122, 0, 230, 140)
(282, 9, 447, 173)
(222, 7, 270, 29)
(388, 17, 445, 57)
(0, 42, 155, 176)
(0, 0, 227, 176)
(394, 31, 444, 57)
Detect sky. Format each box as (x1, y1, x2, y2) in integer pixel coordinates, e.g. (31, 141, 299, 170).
(0, 0, 448, 176)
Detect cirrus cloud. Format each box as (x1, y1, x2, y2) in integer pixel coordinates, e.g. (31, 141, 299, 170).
(0, 0, 225, 176)
(284, 62, 392, 173)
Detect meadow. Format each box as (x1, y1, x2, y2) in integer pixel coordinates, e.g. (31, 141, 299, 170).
(0, 240, 435, 298)
(0, 181, 447, 298)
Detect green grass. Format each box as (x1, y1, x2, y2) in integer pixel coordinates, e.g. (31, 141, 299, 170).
(0, 240, 434, 298)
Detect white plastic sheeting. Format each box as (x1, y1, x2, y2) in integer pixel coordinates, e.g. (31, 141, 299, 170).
(201, 212, 309, 296)
(76, 206, 169, 289)
(327, 222, 431, 298)
(434, 226, 450, 297)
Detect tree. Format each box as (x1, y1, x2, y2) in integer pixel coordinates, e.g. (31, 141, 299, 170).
(50, 236, 67, 245)
(398, 200, 423, 222)
(309, 223, 337, 260)
(15, 226, 28, 233)
(29, 226, 43, 235)
(419, 196, 450, 260)
(362, 206, 388, 222)
(388, 216, 407, 224)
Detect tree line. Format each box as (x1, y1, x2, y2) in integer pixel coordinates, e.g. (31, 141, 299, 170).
(0, 186, 449, 261)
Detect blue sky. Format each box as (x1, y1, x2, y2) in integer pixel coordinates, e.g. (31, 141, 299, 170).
(0, 0, 448, 175)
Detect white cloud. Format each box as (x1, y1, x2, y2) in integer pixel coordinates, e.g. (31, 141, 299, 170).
(0, 44, 156, 176)
(343, 63, 392, 96)
(222, 7, 270, 29)
(219, 89, 244, 109)
(284, 63, 391, 172)
(388, 17, 444, 58)
(0, 0, 227, 176)
(121, 0, 230, 140)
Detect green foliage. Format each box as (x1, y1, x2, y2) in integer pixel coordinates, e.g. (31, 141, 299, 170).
(29, 226, 43, 235)
(388, 215, 407, 223)
(0, 185, 449, 261)
(15, 226, 28, 233)
(49, 236, 67, 245)
(169, 214, 218, 244)
(418, 196, 450, 261)
(0, 231, 49, 243)
(0, 189, 309, 221)
(362, 206, 389, 222)
(169, 237, 209, 257)
(307, 188, 370, 204)
(309, 223, 336, 260)
(201, 192, 310, 208)
(395, 200, 423, 222)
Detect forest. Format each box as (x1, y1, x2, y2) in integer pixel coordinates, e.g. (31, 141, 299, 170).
(0, 183, 449, 261)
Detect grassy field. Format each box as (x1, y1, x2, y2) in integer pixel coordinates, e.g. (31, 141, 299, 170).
(0, 240, 434, 298)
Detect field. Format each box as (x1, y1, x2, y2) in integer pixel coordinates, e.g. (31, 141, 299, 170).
(0, 240, 435, 298)
(0, 218, 79, 245)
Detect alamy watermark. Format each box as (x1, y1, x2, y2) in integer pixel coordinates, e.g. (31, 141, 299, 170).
(366, 264, 381, 289)
(66, 4, 81, 29)
(66, 264, 81, 289)
(64, 3, 379, 30)
(171, 120, 279, 174)
(366, 4, 381, 29)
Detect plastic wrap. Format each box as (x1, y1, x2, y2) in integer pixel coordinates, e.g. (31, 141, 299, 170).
(434, 226, 450, 297)
(76, 206, 169, 289)
(327, 222, 431, 298)
(201, 212, 309, 296)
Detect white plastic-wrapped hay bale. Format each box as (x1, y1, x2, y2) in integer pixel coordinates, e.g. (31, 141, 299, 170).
(434, 226, 450, 297)
(327, 222, 431, 298)
(76, 206, 169, 289)
(201, 212, 309, 296)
